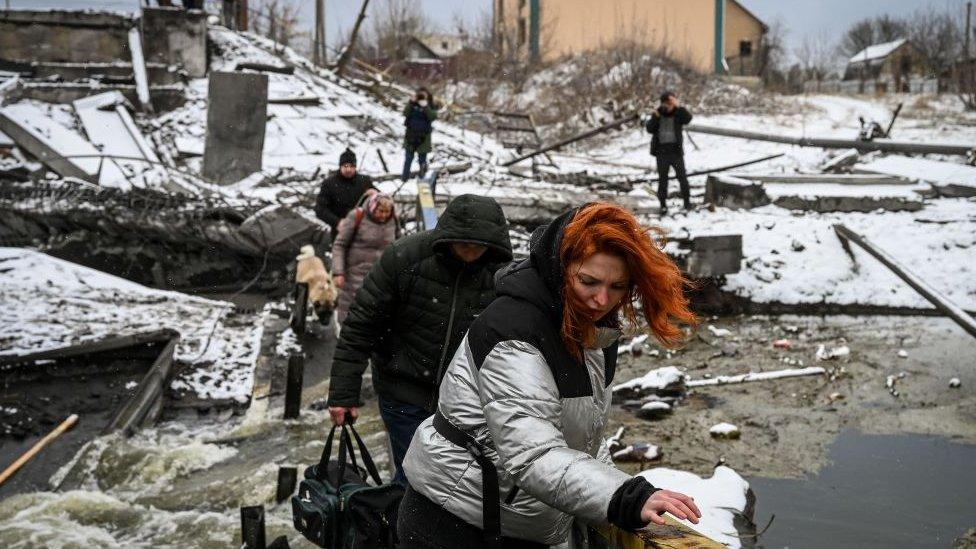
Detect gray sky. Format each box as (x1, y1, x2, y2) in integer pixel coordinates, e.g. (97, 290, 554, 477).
(9, 0, 974, 58)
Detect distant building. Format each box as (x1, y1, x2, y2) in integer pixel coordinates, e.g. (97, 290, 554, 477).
(372, 33, 483, 80)
(842, 38, 930, 93)
(492, 0, 768, 76)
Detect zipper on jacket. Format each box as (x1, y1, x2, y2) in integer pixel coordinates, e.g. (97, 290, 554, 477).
(431, 267, 464, 408)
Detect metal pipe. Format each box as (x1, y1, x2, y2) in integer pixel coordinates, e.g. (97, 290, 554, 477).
(833, 224, 976, 338)
(685, 123, 975, 156)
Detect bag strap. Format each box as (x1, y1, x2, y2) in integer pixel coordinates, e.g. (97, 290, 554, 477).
(336, 424, 352, 486)
(346, 423, 383, 485)
(433, 411, 501, 549)
(317, 425, 339, 473)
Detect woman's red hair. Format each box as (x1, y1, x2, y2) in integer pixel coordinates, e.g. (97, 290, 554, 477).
(559, 202, 697, 357)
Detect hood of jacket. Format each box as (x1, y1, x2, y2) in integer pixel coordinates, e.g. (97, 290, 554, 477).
(430, 194, 513, 264)
(495, 206, 581, 322)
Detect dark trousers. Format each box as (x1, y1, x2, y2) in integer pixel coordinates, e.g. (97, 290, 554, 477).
(655, 152, 691, 209)
(398, 485, 548, 549)
(377, 396, 431, 486)
(402, 148, 429, 181)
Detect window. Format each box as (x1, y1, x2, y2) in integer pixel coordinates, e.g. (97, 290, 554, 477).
(739, 40, 752, 56)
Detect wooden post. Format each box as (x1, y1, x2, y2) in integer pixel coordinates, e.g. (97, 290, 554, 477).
(276, 466, 298, 503)
(834, 224, 976, 338)
(241, 505, 266, 549)
(284, 354, 304, 420)
(0, 414, 78, 487)
(291, 282, 308, 335)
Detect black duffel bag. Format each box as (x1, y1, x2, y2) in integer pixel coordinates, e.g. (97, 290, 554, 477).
(292, 421, 404, 549)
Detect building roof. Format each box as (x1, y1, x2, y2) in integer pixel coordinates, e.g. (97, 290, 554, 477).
(849, 38, 908, 64)
(412, 33, 467, 59)
(730, 0, 769, 33)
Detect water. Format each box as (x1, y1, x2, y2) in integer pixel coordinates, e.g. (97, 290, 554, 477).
(748, 430, 976, 549)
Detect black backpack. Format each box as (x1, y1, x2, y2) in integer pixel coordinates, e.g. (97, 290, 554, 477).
(404, 105, 432, 148)
(292, 423, 404, 548)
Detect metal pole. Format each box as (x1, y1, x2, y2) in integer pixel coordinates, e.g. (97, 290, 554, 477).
(714, 0, 725, 75)
(502, 113, 639, 166)
(833, 224, 976, 339)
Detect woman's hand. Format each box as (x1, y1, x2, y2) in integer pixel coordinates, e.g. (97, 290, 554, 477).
(329, 406, 358, 425)
(640, 489, 702, 525)
(333, 275, 345, 288)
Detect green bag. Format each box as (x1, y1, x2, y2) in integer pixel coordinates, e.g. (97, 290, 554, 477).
(292, 423, 403, 548)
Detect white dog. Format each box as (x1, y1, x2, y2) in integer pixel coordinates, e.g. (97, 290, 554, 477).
(296, 245, 338, 324)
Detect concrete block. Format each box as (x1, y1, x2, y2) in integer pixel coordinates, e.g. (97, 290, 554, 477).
(0, 103, 100, 182)
(705, 174, 770, 210)
(202, 71, 268, 185)
(0, 10, 132, 64)
(141, 7, 207, 79)
(681, 235, 743, 277)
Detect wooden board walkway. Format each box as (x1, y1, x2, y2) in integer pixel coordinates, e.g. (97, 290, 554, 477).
(598, 516, 725, 549)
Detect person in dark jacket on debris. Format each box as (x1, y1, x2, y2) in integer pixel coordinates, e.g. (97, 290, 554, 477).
(401, 87, 438, 182)
(399, 202, 701, 547)
(314, 148, 376, 235)
(327, 194, 513, 486)
(646, 91, 693, 214)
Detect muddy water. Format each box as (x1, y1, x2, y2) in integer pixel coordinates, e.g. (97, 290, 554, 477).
(0, 395, 390, 548)
(748, 430, 976, 549)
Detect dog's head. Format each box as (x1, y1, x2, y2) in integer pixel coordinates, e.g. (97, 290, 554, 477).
(308, 279, 337, 317)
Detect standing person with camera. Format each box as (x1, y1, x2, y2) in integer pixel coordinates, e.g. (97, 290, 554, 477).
(646, 91, 693, 215)
(401, 87, 438, 182)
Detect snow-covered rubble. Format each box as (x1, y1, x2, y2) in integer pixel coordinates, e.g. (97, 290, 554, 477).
(0, 248, 263, 403)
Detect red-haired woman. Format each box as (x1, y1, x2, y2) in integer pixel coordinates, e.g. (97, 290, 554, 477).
(398, 203, 701, 548)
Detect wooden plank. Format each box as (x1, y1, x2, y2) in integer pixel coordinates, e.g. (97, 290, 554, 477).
(728, 173, 911, 185)
(0, 414, 78, 488)
(416, 179, 438, 230)
(597, 515, 725, 549)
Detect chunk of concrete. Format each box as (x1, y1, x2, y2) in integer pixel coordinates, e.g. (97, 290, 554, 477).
(141, 7, 207, 79)
(202, 72, 268, 185)
(239, 205, 329, 254)
(0, 103, 100, 182)
(0, 10, 132, 64)
(681, 234, 743, 277)
(705, 174, 771, 209)
(73, 91, 160, 188)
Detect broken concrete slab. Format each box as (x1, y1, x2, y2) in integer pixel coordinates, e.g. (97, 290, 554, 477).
(238, 204, 329, 254)
(768, 183, 924, 213)
(853, 155, 976, 198)
(729, 173, 913, 185)
(141, 7, 207, 79)
(0, 103, 100, 182)
(705, 174, 771, 209)
(73, 91, 161, 188)
(821, 148, 860, 173)
(202, 71, 268, 185)
(6, 82, 186, 112)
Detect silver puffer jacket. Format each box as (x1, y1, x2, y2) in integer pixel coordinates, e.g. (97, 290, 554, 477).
(402, 208, 637, 545)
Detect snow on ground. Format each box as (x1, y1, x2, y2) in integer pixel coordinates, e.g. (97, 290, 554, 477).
(659, 199, 976, 310)
(640, 466, 750, 548)
(0, 248, 262, 403)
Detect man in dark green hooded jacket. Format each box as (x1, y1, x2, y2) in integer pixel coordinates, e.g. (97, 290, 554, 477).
(327, 194, 513, 485)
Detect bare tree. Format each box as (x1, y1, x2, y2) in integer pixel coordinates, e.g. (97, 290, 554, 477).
(839, 15, 907, 57)
(251, 0, 306, 50)
(796, 30, 839, 83)
(359, 0, 431, 62)
(756, 19, 787, 85)
(906, 6, 961, 77)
